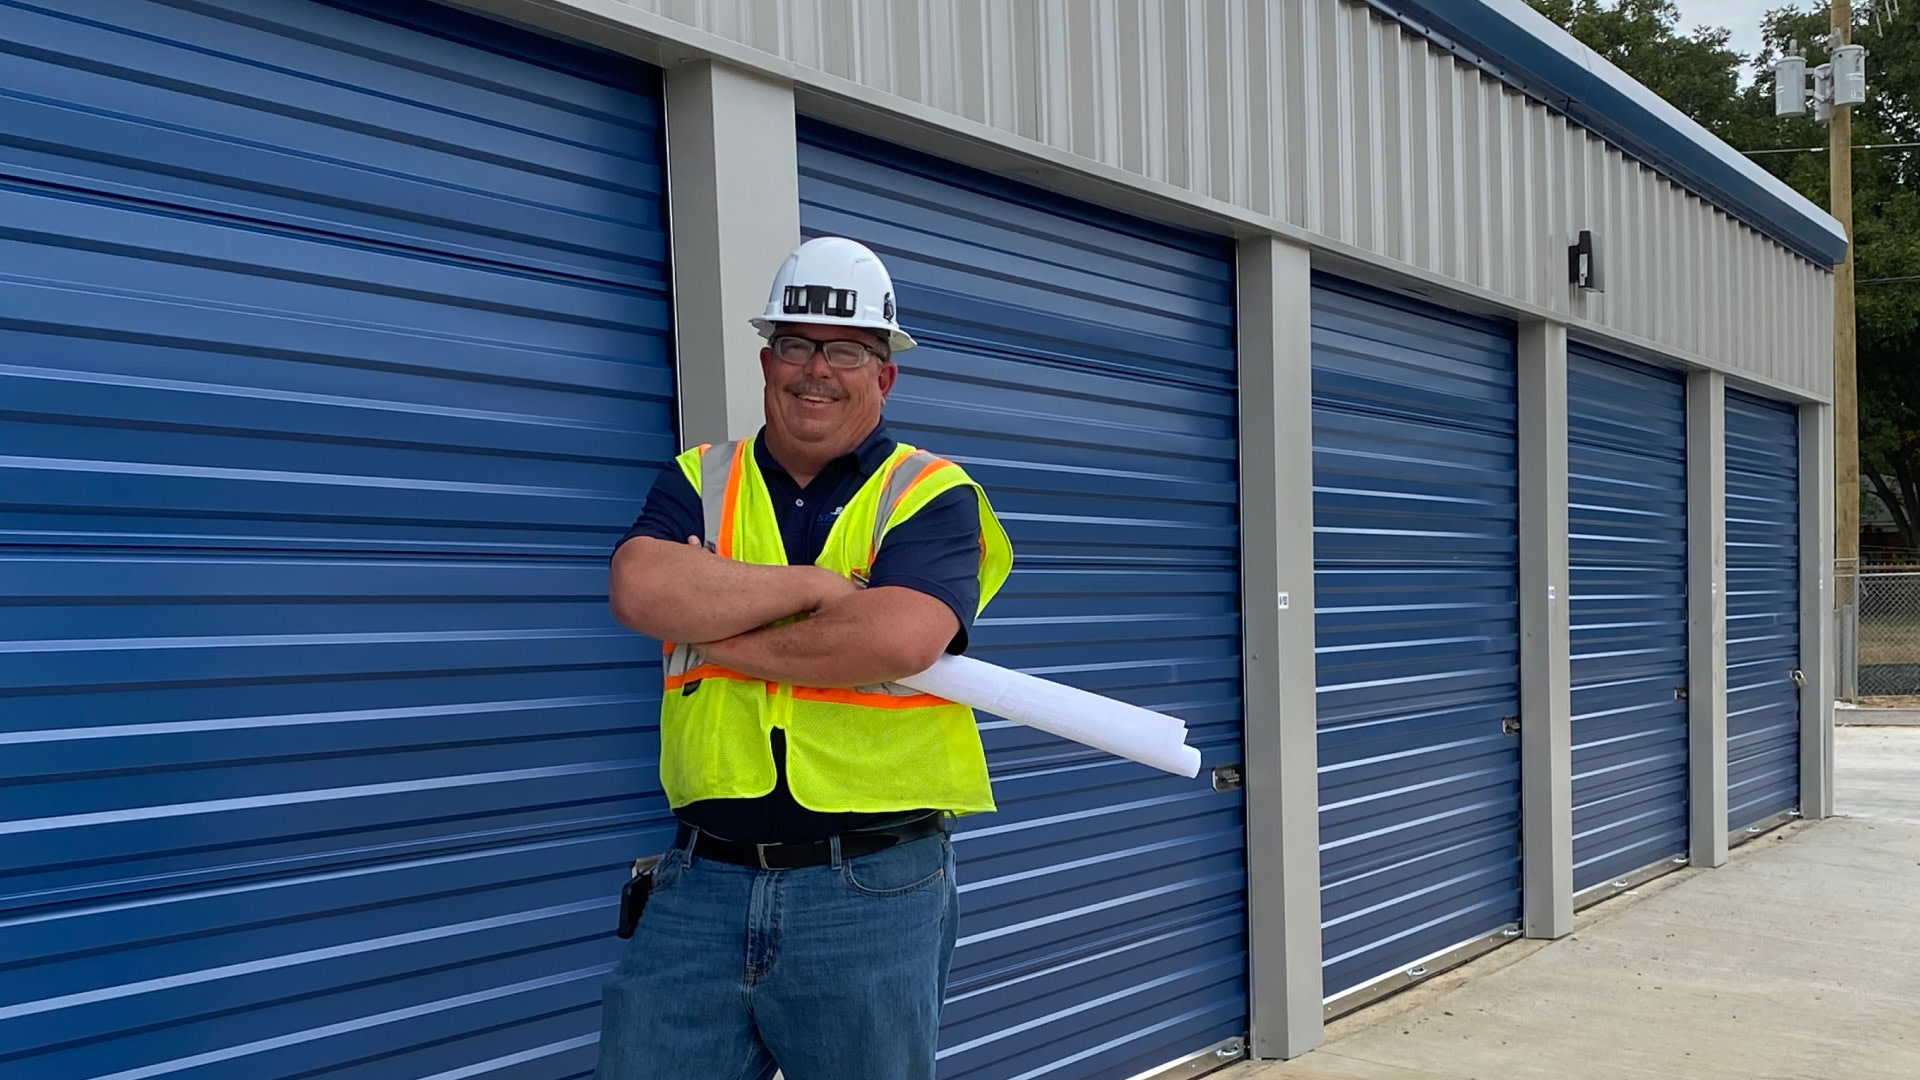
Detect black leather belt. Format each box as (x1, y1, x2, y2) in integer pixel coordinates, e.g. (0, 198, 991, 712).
(677, 813, 947, 871)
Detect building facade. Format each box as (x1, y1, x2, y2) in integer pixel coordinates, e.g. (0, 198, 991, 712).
(0, 1, 1837, 1078)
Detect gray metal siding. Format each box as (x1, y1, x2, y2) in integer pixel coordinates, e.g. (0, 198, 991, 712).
(492, 0, 1833, 398)
(797, 121, 1247, 1080)
(1567, 347, 1690, 891)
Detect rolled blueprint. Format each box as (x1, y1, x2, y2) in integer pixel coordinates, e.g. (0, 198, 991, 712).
(895, 654, 1202, 778)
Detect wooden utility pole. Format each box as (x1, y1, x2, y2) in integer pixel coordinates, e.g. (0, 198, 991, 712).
(1833, 0, 1858, 605)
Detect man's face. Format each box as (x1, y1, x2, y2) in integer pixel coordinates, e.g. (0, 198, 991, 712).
(760, 322, 897, 450)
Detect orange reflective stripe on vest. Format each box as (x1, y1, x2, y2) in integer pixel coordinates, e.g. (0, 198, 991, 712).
(716, 445, 745, 558)
(788, 684, 950, 709)
(868, 451, 958, 564)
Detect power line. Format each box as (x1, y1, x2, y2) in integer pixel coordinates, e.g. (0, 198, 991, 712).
(1742, 141, 1920, 155)
(1859, 275, 1920, 285)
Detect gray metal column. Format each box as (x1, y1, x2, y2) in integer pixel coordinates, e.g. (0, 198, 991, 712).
(1800, 402, 1836, 820)
(665, 61, 799, 446)
(1517, 322, 1572, 940)
(1687, 372, 1729, 867)
(1237, 236, 1324, 1060)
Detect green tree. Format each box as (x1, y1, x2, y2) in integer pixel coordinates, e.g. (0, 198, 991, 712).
(1533, 1, 1920, 556)
(1529, 0, 1749, 139)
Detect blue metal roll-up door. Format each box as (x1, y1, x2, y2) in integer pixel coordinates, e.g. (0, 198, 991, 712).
(798, 121, 1245, 1080)
(0, 3, 673, 1078)
(1567, 348, 1690, 891)
(1310, 278, 1522, 998)
(1725, 390, 1803, 829)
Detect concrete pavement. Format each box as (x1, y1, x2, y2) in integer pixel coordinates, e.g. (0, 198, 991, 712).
(1220, 732, 1920, 1080)
(1836, 725, 1920, 826)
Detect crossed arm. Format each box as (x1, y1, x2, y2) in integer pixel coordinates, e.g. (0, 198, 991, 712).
(610, 536, 959, 688)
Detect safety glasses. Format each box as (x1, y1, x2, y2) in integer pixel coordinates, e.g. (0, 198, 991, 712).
(769, 334, 887, 370)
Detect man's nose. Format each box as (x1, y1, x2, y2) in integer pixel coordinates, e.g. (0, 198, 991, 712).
(803, 349, 836, 379)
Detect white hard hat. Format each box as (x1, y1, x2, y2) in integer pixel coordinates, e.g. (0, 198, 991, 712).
(750, 236, 917, 353)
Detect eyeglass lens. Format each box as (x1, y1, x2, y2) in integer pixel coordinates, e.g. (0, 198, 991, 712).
(772, 336, 874, 369)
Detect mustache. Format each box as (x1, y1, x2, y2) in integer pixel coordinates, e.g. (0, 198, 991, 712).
(785, 377, 847, 401)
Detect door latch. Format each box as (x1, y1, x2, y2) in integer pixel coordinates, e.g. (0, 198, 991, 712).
(1212, 764, 1244, 792)
(1501, 716, 1521, 736)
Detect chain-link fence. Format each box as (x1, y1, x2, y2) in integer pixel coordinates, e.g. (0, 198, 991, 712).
(1842, 568, 1920, 702)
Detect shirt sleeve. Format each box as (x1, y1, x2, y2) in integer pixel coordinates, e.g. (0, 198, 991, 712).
(614, 463, 703, 556)
(867, 486, 985, 655)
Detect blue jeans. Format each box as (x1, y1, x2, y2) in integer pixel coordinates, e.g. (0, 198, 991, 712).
(593, 829, 959, 1080)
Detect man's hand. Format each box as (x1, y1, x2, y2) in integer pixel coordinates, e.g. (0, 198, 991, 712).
(694, 585, 960, 689)
(610, 535, 859, 644)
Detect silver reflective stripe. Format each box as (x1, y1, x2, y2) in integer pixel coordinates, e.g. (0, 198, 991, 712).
(865, 448, 950, 699)
(870, 449, 941, 557)
(670, 441, 740, 685)
(700, 440, 741, 553)
(664, 640, 700, 680)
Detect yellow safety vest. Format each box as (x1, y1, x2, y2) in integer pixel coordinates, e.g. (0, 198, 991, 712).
(657, 436, 1014, 814)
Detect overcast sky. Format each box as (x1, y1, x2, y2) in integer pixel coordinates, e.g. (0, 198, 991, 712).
(1672, 0, 1800, 83)
(1674, 0, 1775, 59)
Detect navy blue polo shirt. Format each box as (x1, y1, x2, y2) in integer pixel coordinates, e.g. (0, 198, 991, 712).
(618, 422, 983, 843)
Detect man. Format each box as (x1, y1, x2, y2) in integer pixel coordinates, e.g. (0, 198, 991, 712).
(594, 237, 1014, 1080)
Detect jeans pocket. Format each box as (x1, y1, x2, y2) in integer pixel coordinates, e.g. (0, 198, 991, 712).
(648, 845, 688, 893)
(838, 835, 949, 898)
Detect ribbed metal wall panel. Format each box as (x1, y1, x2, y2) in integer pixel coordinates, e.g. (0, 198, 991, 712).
(1310, 276, 1522, 998)
(1566, 347, 1690, 891)
(798, 120, 1246, 1080)
(511, 0, 1831, 397)
(1725, 390, 1803, 829)
(0, 3, 673, 1078)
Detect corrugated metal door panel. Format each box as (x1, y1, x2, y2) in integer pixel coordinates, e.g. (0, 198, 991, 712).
(0, 2, 671, 1078)
(1566, 347, 1690, 890)
(1724, 390, 1802, 829)
(798, 120, 1246, 1080)
(1310, 276, 1523, 998)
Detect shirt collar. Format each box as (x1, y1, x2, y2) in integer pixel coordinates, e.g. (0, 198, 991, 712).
(753, 422, 896, 487)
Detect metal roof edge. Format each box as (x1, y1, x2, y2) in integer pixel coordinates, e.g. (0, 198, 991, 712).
(1364, 0, 1850, 267)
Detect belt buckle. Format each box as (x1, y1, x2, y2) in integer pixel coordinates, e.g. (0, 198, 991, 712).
(755, 842, 773, 870)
